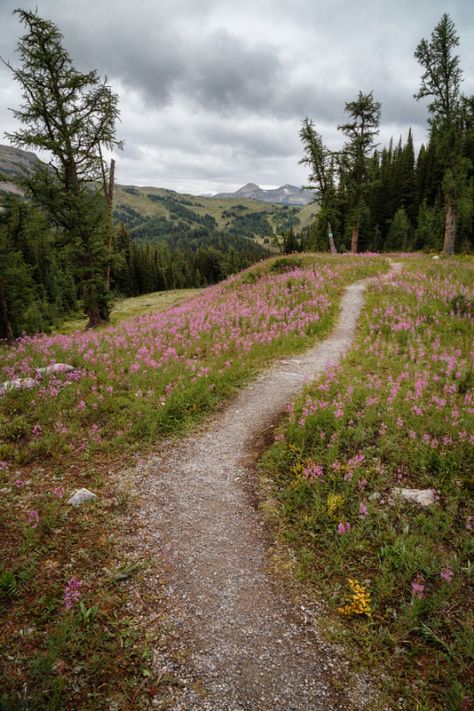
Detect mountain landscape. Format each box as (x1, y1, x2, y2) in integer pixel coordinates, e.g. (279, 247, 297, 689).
(1, 6, 473, 711)
(0, 144, 319, 245)
(212, 182, 315, 205)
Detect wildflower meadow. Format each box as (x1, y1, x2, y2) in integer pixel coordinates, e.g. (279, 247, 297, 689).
(0, 254, 386, 707)
(263, 256, 473, 709)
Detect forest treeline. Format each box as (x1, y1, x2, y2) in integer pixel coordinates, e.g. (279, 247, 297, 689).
(0, 10, 473, 341)
(298, 127, 474, 253)
(299, 14, 474, 255)
(0, 193, 267, 338)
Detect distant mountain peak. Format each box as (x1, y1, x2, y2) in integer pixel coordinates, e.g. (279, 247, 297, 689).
(213, 182, 314, 206)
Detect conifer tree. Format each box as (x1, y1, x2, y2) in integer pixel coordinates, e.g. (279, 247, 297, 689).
(414, 13, 467, 255)
(4, 9, 122, 326)
(338, 91, 381, 252)
(299, 118, 338, 253)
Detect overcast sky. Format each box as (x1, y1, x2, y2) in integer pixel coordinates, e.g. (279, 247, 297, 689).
(0, 0, 473, 194)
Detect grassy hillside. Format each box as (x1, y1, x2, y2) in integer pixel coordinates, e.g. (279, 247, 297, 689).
(114, 184, 319, 245)
(0, 253, 385, 710)
(262, 256, 474, 709)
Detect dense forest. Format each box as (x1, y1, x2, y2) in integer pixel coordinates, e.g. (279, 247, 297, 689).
(0, 191, 268, 338)
(0, 10, 473, 340)
(298, 127, 474, 253)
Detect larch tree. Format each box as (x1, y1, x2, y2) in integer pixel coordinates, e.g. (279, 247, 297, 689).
(299, 118, 338, 254)
(3, 8, 122, 326)
(414, 13, 467, 256)
(338, 91, 381, 253)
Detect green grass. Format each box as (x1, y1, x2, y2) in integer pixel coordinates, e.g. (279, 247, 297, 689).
(261, 255, 474, 709)
(57, 288, 202, 334)
(0, 253, 388, 709)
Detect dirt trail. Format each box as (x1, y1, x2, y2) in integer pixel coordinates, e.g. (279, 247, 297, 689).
(126, 264, 401, 710)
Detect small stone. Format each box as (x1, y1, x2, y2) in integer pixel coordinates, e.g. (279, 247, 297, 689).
(37, 363, 76, 377)
(390, 487, 436, 507)
(1, 377, 38, 394)
(67, 488, 97, 507)
(432, 255, 440, 260)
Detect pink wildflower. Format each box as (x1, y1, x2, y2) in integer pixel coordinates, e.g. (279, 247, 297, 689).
(65, 576, 82, 609)
(53, 486, 65, 499)
(303, 463, 324, 481)
(440, 568, 453, 583)
(28, 510, 40, 529)
(466, 515, 473, 531)
(411, 576, 425, 599)
(359, 502, 368, 518)
(337, 521, 351, 535)
(32, 423, 42, 437)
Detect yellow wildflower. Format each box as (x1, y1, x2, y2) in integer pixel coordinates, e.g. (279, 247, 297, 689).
(327, 493, 343, 517)
(338, 578, 372, 618)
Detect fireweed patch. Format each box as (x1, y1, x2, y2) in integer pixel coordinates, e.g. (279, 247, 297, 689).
(0, 253, 386, 708)
(0, 254, 386, 466)
(262, 257, 473, 709)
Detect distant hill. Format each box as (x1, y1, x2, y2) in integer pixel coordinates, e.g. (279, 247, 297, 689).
(0, 144, 46, 195)
(114, 184, 318, 246)
(213, 182, 314, 206)
(0, 145, 319, 244)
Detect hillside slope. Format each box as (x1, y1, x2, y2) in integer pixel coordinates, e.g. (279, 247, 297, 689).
(0, 144, 319, 243)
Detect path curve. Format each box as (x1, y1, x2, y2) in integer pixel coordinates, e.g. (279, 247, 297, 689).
(127, 263, 401, 710)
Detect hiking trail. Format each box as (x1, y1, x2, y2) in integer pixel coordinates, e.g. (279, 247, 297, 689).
(123, 263, 401, 710)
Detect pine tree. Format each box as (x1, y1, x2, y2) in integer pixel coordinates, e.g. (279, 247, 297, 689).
(4, 9, 121, 326)
(338, 91, 381, 252)
(415, 14, 467, 255)
(299, 118, 338, 253)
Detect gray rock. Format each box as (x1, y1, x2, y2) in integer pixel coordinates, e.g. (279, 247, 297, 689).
(390, 487, 436, 507)
(1, 364, 76, 397)
(37, 363, 76, 376)
(1, 377, 38, 393)
(67, 488, 97, 507)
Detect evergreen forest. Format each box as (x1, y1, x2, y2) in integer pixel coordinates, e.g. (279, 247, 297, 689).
(0, 10, 473, 340)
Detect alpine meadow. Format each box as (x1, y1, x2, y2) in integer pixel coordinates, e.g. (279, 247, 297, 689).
(0, 5, 473, 711)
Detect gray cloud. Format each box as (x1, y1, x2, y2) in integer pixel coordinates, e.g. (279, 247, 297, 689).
(0, 0, 473, 193)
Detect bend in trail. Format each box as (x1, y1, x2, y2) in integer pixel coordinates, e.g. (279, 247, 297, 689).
(127, 262, 402, 710)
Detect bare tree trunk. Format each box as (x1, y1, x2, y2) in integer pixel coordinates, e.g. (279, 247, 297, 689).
(327, 221, 337, 254)
(104, 158, 115, 292)
(86, 304, 102, 329)
(0, 280, 14, 343)
(443, 197, 456, 256)
(351, 223, 358, 253)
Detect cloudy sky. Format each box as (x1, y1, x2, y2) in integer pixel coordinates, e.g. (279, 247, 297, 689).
(0, 0, 473, 194)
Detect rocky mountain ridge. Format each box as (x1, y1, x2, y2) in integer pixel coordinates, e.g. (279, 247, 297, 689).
(213, 182, 314, 206)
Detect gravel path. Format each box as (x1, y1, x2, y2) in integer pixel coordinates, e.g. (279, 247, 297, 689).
(126, 266, 400, 710)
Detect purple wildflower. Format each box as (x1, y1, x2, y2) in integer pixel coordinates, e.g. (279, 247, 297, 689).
(28, 510, 40, 528)
(65, 576, 82, 609)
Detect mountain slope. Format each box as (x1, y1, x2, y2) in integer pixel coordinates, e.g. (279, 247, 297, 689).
(213, 182, 314, 206)
(0, 145, 319, 241)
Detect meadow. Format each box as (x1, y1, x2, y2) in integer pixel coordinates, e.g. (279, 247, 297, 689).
(262, 256, 473, 709)
(0, 253, 386, 709)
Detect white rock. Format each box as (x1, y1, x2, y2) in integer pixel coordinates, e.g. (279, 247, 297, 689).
(1, 377, 38, 393)
(67, 488, 97, 507)
(1, 364, 76, 397)
(37, 363, 76, 376)
(390, 487, 436, 507)
(432, 255, 440, 260)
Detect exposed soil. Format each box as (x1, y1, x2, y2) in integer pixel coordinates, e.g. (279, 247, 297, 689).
(122, 266, 401, 710)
